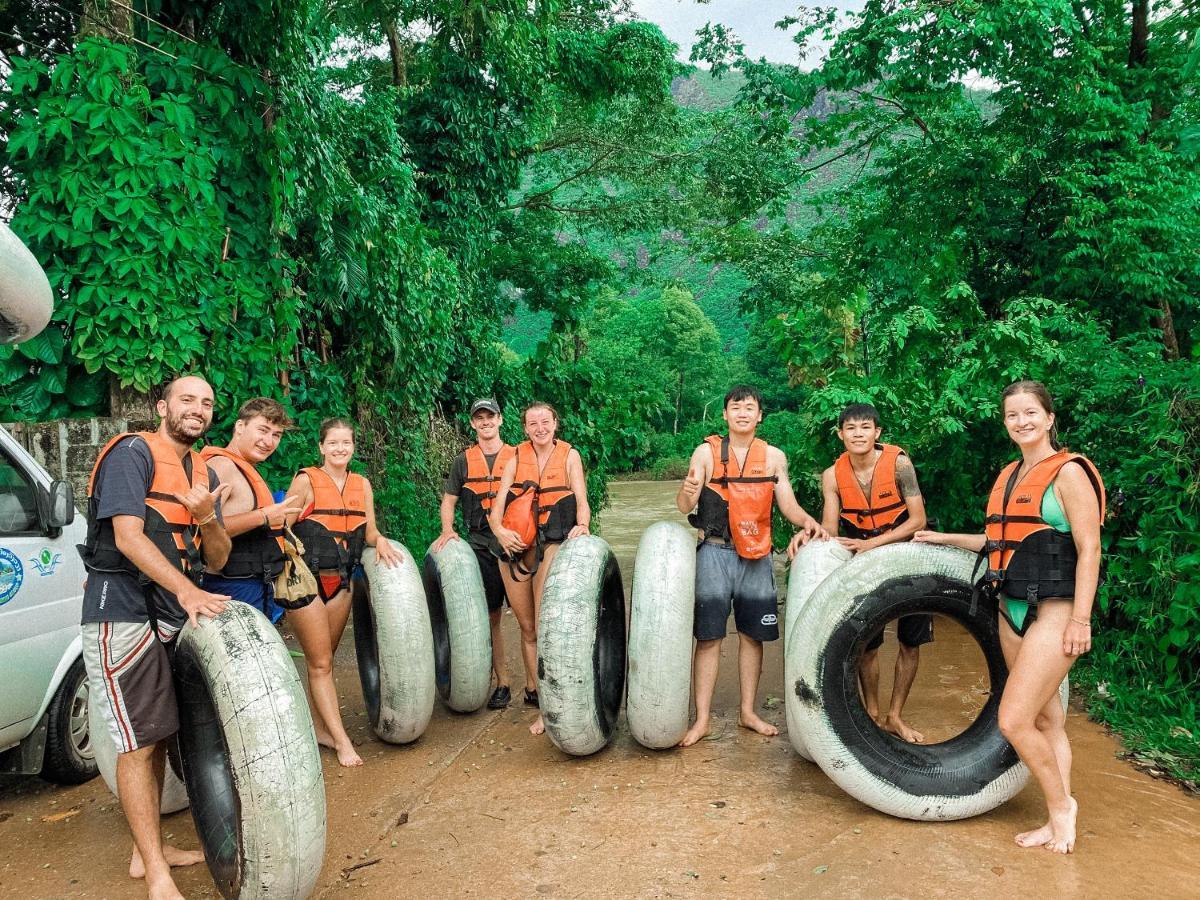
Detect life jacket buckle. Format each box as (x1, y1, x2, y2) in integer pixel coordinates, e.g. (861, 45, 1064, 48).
(1025, 583, 1040, 603)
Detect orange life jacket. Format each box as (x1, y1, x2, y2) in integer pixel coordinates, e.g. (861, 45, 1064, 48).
(293, 467, 367, 575)
(503, 440, 577, 543)
(984, 451, 1105, 601)
(460, 443, 516, 534)
(81, 431, 207, 582)
(834, 443, 909, 538)
(690, 435, 777, 559)
(199, 446, 286, 580)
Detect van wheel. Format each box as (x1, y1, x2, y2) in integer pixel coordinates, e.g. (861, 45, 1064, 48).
(41, 657, 98, 785)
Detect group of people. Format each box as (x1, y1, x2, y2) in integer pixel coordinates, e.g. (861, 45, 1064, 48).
(671, 381, 1102, 858)
(79, 374, 1101, 899)
(80, 375, 399, 899)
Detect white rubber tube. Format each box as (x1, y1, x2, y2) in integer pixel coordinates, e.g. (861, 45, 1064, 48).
(0, 222, 53, 344)
(538, 536, 626, 757)
(89, 689, 190, 814)
(359, 546, 435, 743)
(783, 539, 852, 761)
(627, 522, 695, 749)
(788, 542, 1068, 821)
(174, 601, 325, 899)
(423, 540, 492, 712)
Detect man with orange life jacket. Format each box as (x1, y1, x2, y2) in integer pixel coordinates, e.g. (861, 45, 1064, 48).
(77, 375, 232, 900)
(676, 385, 827, 748)
(795, 402, 930, 744)
(432, 398, 516, 710)
(199, 398, 301, 622)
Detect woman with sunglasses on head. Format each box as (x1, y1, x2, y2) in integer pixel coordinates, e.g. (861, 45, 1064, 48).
(915, 380, 1104, 854)
(488, 402, 591, 737)
(286, 417, 402, 767)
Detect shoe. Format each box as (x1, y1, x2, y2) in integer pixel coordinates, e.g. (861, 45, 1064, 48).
(487, 686, 511, 710)
(523, 688, 539, 708)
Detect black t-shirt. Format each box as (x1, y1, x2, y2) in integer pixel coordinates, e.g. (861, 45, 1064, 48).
(444, 449, 501, 551)
(80, 435, 221, 633)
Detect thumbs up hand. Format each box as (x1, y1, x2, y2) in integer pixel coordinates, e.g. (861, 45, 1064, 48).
(681, 465, 702, 502)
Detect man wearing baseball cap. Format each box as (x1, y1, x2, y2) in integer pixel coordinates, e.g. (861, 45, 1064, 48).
(432, 398, 514, 708)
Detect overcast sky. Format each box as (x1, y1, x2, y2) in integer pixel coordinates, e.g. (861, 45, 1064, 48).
(629, 1, 864, 67)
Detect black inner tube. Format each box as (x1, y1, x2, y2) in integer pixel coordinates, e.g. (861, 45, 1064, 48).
(819, 574, 1014, 799)
(174, 643, 242, 899)
(421, 553, 452, 701)
(592, 552, 627, 736)
(352, 578, 381, 727)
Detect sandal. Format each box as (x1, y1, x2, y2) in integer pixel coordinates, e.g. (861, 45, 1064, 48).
(523, 688, 539, 708)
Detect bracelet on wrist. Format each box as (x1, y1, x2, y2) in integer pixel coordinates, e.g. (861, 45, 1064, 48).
(1070, 616, 1091, 627)
(197, 512, 217, 527)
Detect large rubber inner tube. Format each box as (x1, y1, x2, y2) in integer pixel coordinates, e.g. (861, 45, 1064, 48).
(422, 541, 492, 712)
(174, 602, 326, 899)
(174, 648, 240, 892)
(783, 540, 852, 761)
(789, 543, 1065, 821)
(352, 577, 381, 727)
(626, 521, 695, 749)
(89, 687, 190, 814)
(359, 546, 435, 744)
(538, 536, 627, 757)
(0, 222, 53, 344)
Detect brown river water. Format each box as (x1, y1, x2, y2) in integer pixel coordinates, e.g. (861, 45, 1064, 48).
(1, 480, 1196, 898)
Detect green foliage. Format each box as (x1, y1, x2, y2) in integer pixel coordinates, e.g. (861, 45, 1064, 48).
(701, 0, 1200, 780)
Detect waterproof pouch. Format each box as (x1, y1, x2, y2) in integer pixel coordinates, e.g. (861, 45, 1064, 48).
(726, 480, 774, 560)
(502, 487, 538, 548)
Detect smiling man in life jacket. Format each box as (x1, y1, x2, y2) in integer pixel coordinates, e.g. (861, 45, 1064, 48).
(78, 375, 232, 899)
(795, 402, 930, 743)
(199, 397, 301, 621)
(676, 385, 827, 748)
(432, 398, 515, 710)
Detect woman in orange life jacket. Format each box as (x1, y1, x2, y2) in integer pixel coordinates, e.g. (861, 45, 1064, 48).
(915, 381, 1103, 854)
(488, 402, 591, 737)
(285, 417, 403, 767)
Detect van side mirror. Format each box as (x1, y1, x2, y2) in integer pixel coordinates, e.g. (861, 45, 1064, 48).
(46, 480, 75, 530)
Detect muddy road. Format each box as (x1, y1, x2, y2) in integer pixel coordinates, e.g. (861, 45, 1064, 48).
(1, 480, 1196, 898)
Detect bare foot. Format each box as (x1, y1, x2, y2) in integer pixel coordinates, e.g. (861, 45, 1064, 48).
(314, 728, 337, 751)
(737, 711, 779, 737)
(529, 715, 545, 736)
(146, 870, 185, 900)
(1045, 797, 1077, 854)
(335, 742, 364, 767)
(678, 716, 711, 747)
(882, 713, 925, 744)
(1014, 822, 1054, 848)
(130, 845, 206, 878)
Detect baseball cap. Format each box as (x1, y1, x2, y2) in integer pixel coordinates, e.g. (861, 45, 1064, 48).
(469, 398, 501, 416)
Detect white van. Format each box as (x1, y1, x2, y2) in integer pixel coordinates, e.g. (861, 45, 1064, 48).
(0, 424, 96, 783)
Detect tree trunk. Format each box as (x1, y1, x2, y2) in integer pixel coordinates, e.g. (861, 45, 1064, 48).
(1129, 0, 1149, 68)
(1157, 297, 1180, 361)
(385, 21, 407, 87)
(80, 0, 133, 40)
(673, 371, 683, 435)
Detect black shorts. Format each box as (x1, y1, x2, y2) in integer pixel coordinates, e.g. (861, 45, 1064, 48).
(866, 614, 934, 651)
(694, 541, 779, 642)
(473, 544, 507, 612)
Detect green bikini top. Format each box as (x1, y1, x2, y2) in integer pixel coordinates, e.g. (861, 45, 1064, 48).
(1042, 481, 1070, 533)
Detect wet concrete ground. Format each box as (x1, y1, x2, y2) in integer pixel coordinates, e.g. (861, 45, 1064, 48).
(1, 481, 1197, 898)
